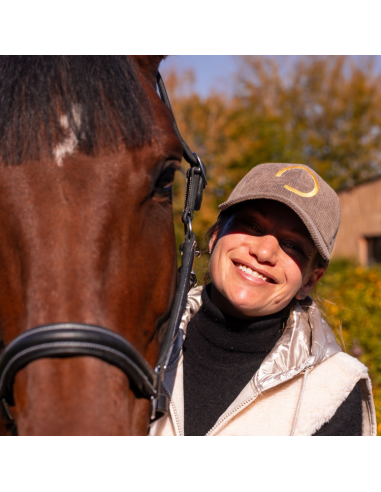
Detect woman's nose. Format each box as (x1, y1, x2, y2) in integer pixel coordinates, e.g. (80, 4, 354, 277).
(250, 235, 278, 265)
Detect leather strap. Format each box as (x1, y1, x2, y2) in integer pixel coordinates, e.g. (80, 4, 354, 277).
(154, 70, 207, 386)
(157, 71, 198, 168)
(155, 230, 197, 376)
(0, 323, 158, 406)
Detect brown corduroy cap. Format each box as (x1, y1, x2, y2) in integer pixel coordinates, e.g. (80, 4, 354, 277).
(218, 163, 341, 262)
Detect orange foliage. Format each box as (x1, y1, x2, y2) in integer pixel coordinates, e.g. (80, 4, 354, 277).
(166, 56, 381, 254)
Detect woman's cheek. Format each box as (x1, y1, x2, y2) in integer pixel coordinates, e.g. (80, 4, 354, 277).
(209, 251, 220, 286)
(284, 258, 304, 293)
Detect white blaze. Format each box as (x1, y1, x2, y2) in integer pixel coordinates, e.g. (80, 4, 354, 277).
(54, 106, 81, 167)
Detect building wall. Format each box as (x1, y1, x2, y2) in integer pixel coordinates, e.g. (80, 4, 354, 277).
(333, 177, 381, 264)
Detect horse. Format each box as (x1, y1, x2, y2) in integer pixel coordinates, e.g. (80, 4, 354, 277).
(0, 55, 188, 435)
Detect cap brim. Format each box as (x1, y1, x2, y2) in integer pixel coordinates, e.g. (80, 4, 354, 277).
(218, 193, 330, 261)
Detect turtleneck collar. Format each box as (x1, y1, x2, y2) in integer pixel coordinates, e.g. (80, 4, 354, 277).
(198, 284, 289, 353)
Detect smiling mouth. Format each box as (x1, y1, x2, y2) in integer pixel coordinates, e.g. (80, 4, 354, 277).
(234, 262, 275, 283)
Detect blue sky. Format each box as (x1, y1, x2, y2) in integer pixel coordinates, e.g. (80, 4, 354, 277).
(161, 55, 238, 98)
(161, 55, 381, 98)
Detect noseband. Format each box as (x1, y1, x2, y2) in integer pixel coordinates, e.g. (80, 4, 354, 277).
(0, 71, 207, 428)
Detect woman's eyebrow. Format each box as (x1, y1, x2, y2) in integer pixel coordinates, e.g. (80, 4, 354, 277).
(245, 207, 267, 219)
(290, 226, 308, 235)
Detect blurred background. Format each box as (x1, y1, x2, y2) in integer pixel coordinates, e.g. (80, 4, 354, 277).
(161, 55, 381, 433)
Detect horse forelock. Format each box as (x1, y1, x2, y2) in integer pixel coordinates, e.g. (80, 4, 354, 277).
(0, 56, 155, 165)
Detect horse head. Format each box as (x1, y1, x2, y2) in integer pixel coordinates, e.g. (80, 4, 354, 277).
(0, 55, 183, 435)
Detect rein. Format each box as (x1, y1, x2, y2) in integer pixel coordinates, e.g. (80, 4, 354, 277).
(0, 71, 207, 427)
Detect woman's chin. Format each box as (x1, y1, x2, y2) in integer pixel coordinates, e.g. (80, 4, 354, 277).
(228, 297, 270, 318)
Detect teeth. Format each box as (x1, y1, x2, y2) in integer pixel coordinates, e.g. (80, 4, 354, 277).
(237, 263, 268, 281)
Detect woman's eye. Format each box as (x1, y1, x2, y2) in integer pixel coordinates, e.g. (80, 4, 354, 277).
(284, 243, 302, 254)
(240, 221, 260, 233)
(248, 223, 263, 235)
(156, 166, 176, 192)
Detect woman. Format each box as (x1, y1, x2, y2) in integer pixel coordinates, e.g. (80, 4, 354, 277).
(150, 163, 377, 436)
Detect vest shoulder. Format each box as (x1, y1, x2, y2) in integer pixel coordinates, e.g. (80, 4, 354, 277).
(290, 352, 372, 435)
(316, 351, 369, 379)
(215, 352, 371, 436)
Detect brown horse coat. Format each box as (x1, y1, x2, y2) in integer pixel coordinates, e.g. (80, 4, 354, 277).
(0, 56, 182, 435)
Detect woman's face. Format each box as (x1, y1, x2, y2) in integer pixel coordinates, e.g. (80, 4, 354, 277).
(209, 200, 325, 318)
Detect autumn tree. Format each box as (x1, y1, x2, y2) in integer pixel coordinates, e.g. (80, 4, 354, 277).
(163, 55, 381, 250)
(232, 56, 381, 190)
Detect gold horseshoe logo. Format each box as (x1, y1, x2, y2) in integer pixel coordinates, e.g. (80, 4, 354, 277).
(275, 165, 319, 197)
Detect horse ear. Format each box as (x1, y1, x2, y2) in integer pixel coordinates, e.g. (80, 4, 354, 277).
(130, 55, 167, 88)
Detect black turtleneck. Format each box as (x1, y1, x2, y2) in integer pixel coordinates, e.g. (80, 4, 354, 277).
(183, 285, 363, 436)
(183, 284, 287, 436)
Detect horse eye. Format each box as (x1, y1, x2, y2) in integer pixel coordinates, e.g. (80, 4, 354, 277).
(156, 166, 176, 191)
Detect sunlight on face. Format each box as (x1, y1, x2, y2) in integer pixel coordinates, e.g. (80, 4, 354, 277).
(208, 200, 325, 318)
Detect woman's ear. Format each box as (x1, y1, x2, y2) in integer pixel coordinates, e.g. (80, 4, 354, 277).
(295, 267, 326, 300)
(208, 232, 218, 255)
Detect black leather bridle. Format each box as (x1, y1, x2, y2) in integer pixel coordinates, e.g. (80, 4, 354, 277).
(0, 71, 207, 428)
